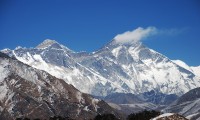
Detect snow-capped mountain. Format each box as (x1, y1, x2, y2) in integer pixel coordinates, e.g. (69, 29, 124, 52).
(2, 38, 200, 97)
(0, 52, 120, 119)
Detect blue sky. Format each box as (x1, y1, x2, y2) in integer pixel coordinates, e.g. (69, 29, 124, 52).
(0, 0, 200, 66)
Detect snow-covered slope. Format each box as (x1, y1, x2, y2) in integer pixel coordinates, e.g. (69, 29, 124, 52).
(0, 52, 120, 119)
(191, 66, 200, 77)
(2, 39, 200, 97)
(77, 39, 200, 96)
(151, 113, 174, 120)
(173, 60, 200, 77)
(186, 112, 200, 120)
(172, 60, 192, 72)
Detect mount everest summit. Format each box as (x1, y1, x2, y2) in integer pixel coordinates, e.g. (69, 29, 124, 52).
(2, 38, 200, 98)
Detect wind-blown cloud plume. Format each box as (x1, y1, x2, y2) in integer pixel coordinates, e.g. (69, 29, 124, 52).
(114, 27, 157, 44)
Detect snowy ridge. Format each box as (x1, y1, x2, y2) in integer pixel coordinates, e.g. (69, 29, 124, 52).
(186, 112, 200, 120)
(191, 66, 200, 77)
(172, 60, 192, 72)
(2, 39, 200, 97)
(173, 60, 200, 77)
(151, 113, 174, 120)
(36, 39, 58, 49)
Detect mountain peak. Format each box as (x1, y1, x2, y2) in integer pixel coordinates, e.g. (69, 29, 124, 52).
(1, 48, 11, 53)
(103, 38, 142, 50)
(110, 38, 141, 46)
(36, 39, 59, 49)
(36, 39, 73, 52)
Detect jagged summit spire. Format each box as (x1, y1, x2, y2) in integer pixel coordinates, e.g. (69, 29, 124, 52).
(36, 39, 73, 52)
(36, 39, 58, 49)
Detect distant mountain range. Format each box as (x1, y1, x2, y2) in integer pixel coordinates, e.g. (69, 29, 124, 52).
(2, 39, 200, 97)
(1, 38, 200, 119)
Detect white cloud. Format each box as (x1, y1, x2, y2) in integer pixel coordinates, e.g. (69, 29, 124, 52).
(114, 27, 157, 44)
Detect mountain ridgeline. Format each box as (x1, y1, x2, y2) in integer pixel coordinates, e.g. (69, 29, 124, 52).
(1, 38, 200, 119)
(2, 39, 200, 98)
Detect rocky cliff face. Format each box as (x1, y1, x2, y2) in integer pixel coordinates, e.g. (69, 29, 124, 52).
(0, 52, 120, 120)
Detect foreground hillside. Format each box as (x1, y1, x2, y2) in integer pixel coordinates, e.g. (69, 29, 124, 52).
(0, 52, 120, 120)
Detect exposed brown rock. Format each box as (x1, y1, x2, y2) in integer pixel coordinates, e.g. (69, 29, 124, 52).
(0, 55, 122, 120)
